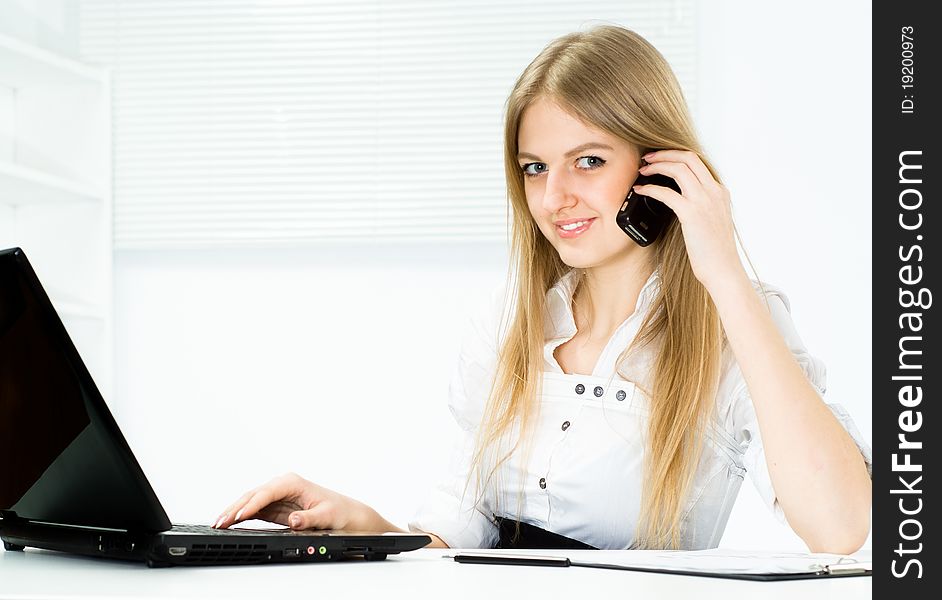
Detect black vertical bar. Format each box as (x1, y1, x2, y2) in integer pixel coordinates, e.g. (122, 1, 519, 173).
(873, 2, 938, 596)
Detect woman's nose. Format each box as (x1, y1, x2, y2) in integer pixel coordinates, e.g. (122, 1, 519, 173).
(541, 169, 577, 213)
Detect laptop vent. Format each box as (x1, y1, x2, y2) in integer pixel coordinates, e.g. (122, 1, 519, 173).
(184, 543, 269, 564)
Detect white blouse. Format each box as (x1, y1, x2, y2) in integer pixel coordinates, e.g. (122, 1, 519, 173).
(408, 268, 873, 550)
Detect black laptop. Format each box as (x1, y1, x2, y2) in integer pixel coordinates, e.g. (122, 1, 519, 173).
(0, 247, 430, 567)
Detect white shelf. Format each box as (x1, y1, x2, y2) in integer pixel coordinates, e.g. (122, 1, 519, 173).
(0, 27, 113, 399)
(49, 289, 107, 322)
(0, 33, 106, 87)
(0, 160, 102, 205)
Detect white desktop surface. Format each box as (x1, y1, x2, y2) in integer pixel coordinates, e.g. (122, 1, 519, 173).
(0, 547, 871, 599)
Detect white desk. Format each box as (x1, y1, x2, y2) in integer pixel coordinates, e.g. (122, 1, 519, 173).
(0, 547, 870, 599)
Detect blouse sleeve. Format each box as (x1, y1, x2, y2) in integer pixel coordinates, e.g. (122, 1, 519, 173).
(717, 281, 873, 525)
(407, 284, 508, 549)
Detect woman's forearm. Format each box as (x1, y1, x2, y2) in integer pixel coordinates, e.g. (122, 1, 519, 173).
(708, 271, 871, 553)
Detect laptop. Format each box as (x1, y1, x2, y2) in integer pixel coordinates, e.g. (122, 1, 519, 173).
(0, 247, 431, 567)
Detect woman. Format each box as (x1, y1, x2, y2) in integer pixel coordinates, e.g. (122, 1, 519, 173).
(213, 25, 872, 552)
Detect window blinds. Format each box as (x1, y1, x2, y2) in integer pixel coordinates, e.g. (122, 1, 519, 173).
(79, 0, 697, 249)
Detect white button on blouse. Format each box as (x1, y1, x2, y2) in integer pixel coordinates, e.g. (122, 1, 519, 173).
(408, 268, 873, 550)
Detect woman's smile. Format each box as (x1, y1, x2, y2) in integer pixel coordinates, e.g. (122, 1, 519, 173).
(556, 217, 596, 238)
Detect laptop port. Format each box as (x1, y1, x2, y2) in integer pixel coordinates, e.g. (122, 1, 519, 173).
(283, 548, 300, 558)
(168, 547, 187, 557)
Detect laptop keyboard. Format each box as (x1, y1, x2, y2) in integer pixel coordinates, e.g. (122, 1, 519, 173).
(171, 524, 272, 535)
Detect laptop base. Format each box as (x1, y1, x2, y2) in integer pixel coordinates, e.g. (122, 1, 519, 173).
(2, 516, 424, 567)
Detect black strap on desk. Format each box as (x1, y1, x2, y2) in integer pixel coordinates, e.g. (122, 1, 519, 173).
(494, 517, 597, 550)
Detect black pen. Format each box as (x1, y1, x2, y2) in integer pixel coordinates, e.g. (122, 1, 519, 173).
(448, 552, 571, 567)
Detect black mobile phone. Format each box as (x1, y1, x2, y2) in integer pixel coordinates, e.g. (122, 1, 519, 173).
(615, 172, 681, 247)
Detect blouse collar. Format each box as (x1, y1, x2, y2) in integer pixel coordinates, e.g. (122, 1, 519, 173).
(545, 267, 662, 341)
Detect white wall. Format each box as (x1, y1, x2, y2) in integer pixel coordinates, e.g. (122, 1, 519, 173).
(694, 1, 872, 550)
(111, 0, 871, 550)
(0, 83, 11, 241)
(113, 243, 508, 531)
(0, 0, 80, 58)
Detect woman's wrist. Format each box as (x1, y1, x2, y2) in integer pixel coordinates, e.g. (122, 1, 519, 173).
(702, 263, 750, 305)
(354, 503, 406, 534)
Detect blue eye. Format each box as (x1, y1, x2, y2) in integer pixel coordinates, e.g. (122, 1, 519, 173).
(520, 156, 606, 178)
(577, 156, 606, 169)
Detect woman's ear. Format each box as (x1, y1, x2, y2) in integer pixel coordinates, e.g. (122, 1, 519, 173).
(637, 147, 652, 166)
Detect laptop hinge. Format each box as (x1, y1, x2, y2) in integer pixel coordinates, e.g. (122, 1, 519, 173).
(0, 514, 131, 534)
(27, 519, 130, 534)
(0, 510, 20, 523)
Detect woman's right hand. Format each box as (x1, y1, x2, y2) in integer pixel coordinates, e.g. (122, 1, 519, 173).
(212, 472, 375, 532)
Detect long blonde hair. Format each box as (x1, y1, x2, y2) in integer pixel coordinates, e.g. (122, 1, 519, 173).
(466, 24, 761, 550)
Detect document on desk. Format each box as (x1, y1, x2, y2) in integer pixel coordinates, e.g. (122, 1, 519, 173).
(447, 548, 872, 581)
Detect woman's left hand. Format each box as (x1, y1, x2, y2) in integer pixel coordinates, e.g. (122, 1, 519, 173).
(633, 149, 746, 291)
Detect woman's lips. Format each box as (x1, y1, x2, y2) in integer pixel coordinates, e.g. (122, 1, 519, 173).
(556, 218, 596, 238)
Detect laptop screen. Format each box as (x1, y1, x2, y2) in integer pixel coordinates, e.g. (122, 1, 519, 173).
(0, 248, 171, 532)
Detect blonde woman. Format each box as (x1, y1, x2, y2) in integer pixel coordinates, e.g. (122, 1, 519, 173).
(214, 25, 872, 552)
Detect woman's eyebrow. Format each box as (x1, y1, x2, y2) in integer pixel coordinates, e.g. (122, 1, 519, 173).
(517, 142, 615, 161)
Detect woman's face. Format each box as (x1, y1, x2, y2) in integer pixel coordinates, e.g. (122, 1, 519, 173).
(517, 97, 645, 269)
